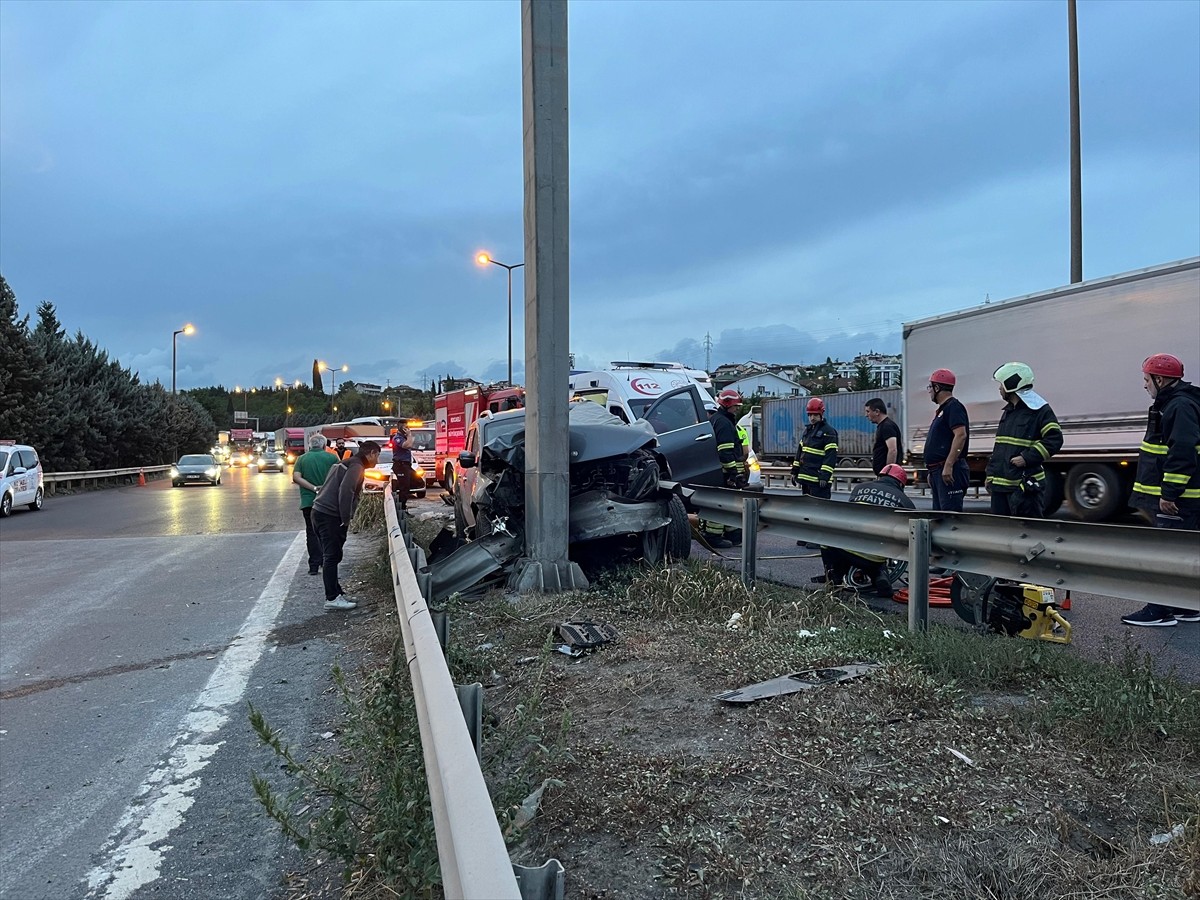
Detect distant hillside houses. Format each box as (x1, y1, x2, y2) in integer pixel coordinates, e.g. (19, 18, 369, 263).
(723, 371, 809, 399)
(712, 353, 900, 394)
(833, 353, 901, 387)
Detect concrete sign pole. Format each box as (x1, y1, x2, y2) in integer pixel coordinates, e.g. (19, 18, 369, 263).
(513, 0, 587, 594)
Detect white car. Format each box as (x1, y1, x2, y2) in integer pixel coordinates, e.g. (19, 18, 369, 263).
(0, 442, 45, 517)
(362, 448, 427, 498)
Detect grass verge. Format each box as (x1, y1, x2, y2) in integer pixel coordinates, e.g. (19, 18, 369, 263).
(254, 522, 1200, 899)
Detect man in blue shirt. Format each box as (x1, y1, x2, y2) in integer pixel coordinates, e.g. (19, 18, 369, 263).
(924, 368, 970, 512)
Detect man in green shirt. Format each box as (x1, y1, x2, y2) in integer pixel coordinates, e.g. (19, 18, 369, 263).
(292, 433, 338, 575)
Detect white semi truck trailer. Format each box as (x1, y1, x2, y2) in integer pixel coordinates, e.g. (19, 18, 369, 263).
(903, 257, 1200, 522)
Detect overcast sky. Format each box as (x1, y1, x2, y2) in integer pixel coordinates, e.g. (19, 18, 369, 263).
(2, 0, 1197, 393)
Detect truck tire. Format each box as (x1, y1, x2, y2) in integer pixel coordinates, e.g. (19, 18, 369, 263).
(1041, 470, 1065, 517)
(1066, 463, 1122, 522)
(665, 495, 692, 561)
(442, 464, 455, 491)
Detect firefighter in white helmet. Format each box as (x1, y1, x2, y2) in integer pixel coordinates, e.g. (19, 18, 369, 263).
(985, 362, 1062, 518)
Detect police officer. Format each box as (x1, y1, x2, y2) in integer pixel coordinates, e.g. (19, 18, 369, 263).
(985, 362, 1063, 517)
(1121, 353, 1200, 628)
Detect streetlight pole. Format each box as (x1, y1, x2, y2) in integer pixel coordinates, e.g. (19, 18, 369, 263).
(276, 378, 301, 426)
(320, 362, 348, 413)
(476, 253, 524, 385)
(171, 323, 195, 395)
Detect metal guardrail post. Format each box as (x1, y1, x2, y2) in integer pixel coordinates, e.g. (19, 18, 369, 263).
(432, 609, 449, 652)
(908, 518, 930, 633)
(456, 683, 483, 759)
(513, 859, 565, 900)
(741, 496, 760, 588)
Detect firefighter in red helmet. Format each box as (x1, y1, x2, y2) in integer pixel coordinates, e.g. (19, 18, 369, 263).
(789, 396, 839, 548)
(701, 389, 748, 549)
(1121, 353, 1200, 628)
(790, 396, 839, 501)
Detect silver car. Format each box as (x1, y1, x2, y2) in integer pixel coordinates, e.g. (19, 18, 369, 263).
(171, 454, 222, 487)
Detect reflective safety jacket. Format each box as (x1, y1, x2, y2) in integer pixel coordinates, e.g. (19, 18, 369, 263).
(1131, 380, 1200, 512)
(791, 420, 839, 486)
(713, 408, 745, 483)
(984, 399, 1063, 493)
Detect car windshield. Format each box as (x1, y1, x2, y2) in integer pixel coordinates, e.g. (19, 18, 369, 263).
(480, 417, 527, 447)
(376, 449, 393, 465)
(410, 430, 435, 451)
(179, 455, 214, 465)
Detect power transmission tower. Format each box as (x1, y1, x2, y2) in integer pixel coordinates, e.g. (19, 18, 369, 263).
(703, 332, 713, 372)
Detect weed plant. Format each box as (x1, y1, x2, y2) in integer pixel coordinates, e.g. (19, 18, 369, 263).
(250, 647, 441, 895)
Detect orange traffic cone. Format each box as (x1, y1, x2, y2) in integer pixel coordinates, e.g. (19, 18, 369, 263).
(138, 468, 146, 487)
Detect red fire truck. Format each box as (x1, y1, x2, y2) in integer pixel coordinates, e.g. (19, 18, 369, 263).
(434, 383, 524, 488)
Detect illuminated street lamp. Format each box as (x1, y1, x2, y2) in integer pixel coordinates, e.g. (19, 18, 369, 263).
(275, 377, 301, 425)
(476, 252, 524, 385)
(171, 323, 195, 395)
(319, 362, 349, 411)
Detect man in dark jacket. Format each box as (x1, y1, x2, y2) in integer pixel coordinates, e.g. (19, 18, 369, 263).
(985, 362, 1063, 517)
(1121, 353, 1200, 627)
(819, 464, 915, 598)
(312, 441, 381, 611)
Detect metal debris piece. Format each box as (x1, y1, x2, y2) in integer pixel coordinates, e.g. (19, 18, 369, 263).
(714, 662, 878, 704)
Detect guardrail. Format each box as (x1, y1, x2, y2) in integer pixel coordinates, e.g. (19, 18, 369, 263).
(43, 465, 172, 494)
(383, 485, 564, 900)
(688, 485, 1200, 629)
(758, 464, 986, 498)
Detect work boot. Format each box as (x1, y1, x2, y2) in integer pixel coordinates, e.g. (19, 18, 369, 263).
(872, 575, 894, 599)
(708, 537, 734, 549)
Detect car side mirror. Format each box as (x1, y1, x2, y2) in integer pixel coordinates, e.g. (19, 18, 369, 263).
(458, 451, 477, 470)
(11, 466, 27, 475)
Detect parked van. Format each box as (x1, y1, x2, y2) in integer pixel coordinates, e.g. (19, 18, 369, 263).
(0, 442, 45, 517)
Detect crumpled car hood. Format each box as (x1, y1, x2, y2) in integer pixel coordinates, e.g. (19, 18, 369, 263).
(480, 402, 657, 469)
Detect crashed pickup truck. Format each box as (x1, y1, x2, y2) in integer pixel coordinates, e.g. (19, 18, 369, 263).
(453, 401, 692, 564)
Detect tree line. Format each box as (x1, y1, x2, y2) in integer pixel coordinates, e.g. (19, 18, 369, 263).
(1, 275, 445, 471)
(1, 276, 218, 471)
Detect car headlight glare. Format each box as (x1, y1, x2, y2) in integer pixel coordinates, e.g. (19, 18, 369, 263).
(170, 467, 180, 477)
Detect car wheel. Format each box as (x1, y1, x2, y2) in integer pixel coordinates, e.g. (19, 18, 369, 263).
(665, 494, 692, 561)
(1, 491, 13, 517)
(172, 481, 182, 488)
(30, 487, 44, 511)
(443, 465, 456, 491)
(1066, 463, 1122, 522)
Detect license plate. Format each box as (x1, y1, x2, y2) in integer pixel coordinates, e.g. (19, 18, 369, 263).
(186, 474, 201, 480)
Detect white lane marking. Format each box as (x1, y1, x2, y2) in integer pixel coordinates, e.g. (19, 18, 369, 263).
(84, 531, 306, 900)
